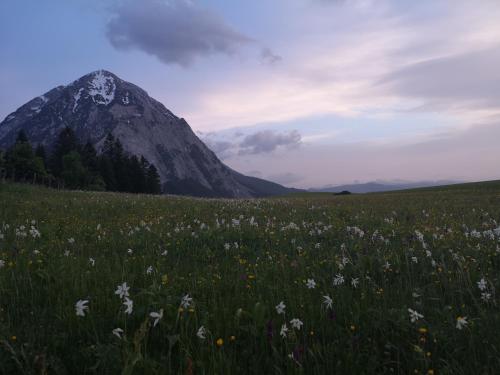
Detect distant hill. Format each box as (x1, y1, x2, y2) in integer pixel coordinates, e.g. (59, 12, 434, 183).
(310, 180, 461, 194)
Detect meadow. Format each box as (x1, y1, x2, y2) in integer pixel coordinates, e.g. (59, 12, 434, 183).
(1, 181, 500, 374)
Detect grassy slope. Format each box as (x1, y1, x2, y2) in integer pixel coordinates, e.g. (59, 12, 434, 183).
(1, 181, 500, 374)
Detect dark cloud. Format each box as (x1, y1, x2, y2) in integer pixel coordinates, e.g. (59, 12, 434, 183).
(379, 45, 500, 110)
(238, 130, 301, 155)
(260, 47, 282, 65)
(106, 0, 252, 66)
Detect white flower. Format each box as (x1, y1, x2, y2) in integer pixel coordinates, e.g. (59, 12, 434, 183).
(89, 257, 95, 266)
(161, 250, 168, 256)
(112, 328, 124, 339)
(115, 282, 130, 299)
(477, 278, 487, 291)
(383, 261, 391, 270)
(123, 297, 133, 315)
(290, 318, 303, 330)
(64, 250, 70, 257)
(181, 294, 193, 309)
(127, 248, 133, 255)
(351, 278, 359, 288)
(333, 274, 344, 286)
(75, 299, 89, 317)
(150, 309, 163, 327)
(68, 238, 75, 244)
(456, 316, 468, 330)
(280, 323, 288, 338)
(306, 279, 316, 289)
(323, 295, 333, 310)
(197, 326, 206, 339)
(411, 257, 418, 264)
(146, 266, 153, 275)
(481, 292, 492, 302)
(408, 308, 424, 323)
(0, 260, 5, 268)
(275, 301, 286, 315)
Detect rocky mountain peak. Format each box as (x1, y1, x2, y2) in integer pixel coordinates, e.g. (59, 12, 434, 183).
(0, 70, 298, 198)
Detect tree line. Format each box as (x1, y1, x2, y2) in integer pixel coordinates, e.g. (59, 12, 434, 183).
(0, 128, 162, 194)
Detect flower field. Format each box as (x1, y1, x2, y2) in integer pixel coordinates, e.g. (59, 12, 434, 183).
(1, 181, 500, 374)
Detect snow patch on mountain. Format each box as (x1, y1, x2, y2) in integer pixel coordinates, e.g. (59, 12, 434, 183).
(73, 88, 84, 113)
(88, 70, 115, 105)
(122, 92, 130, 105)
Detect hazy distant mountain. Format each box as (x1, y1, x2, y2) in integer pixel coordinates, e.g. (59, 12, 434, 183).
(310, 180, 461, 194)
(0, 70, 300, 198)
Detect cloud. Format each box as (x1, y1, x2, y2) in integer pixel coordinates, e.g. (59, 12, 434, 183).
(379, 45, 500, 112)
(106, 0, 252, 66)
(238, 130, 302, 155)
(260, 48, 282, 65)
(266, 172, 304, 185)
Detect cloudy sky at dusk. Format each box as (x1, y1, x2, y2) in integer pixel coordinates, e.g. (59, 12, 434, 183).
(1, 0, 500, 188)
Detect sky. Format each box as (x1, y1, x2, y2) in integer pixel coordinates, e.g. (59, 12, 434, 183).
(1, 0, 500, 188)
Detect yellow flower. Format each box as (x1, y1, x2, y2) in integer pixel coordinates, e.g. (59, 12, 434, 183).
(418, 327, 428, 334)
(216, 338, 224, 347)
(11, 336, 16, 341)
(161, 274, 168, 285)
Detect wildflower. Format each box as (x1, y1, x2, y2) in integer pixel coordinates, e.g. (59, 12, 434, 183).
(306, 279, 316, 289)
(123, 297, 133, 315)
(112, 328, 124, 339)
(456, 316, 468, 330)
(146, 265, 153, 275)
(161, 250, 168, 256)
(0, 260, 5, 268)
(115, 282, 130, 299)
(216, 338, 224, 347)
(64, 250, 70, 257)
(161, 274, 168, 285)
(127, 248, 133, 255)
(68, 238, 75, 244)
(89, 257, 95, 266)
(275, 301, 286, 315)
(150, 309, 163, 327)
(411, 256, 418, 263)
(280, 323, 289, 338)
(197, 326, 206, 339)
(481, 292, 492, 302)
(383, 261, 391, 270)
(290, 318, 303, 330)
(333, 274, 345, 286)
(323, 295, 333, 310)
(408, 308, 424, 323)
(351, 278, 359, 288)
(181, 294, 193, 309)
(477, 278, 487, 291)
(75, 299, 89, 317)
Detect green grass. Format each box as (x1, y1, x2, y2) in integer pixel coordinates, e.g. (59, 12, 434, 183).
(1, 181, 500, 374)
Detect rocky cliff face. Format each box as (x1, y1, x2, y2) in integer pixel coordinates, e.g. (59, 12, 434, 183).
(0, 70, 298, 197)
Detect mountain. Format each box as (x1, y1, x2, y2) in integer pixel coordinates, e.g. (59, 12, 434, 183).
(310, 180, 461, 194)
(0, 70, 300, 198)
